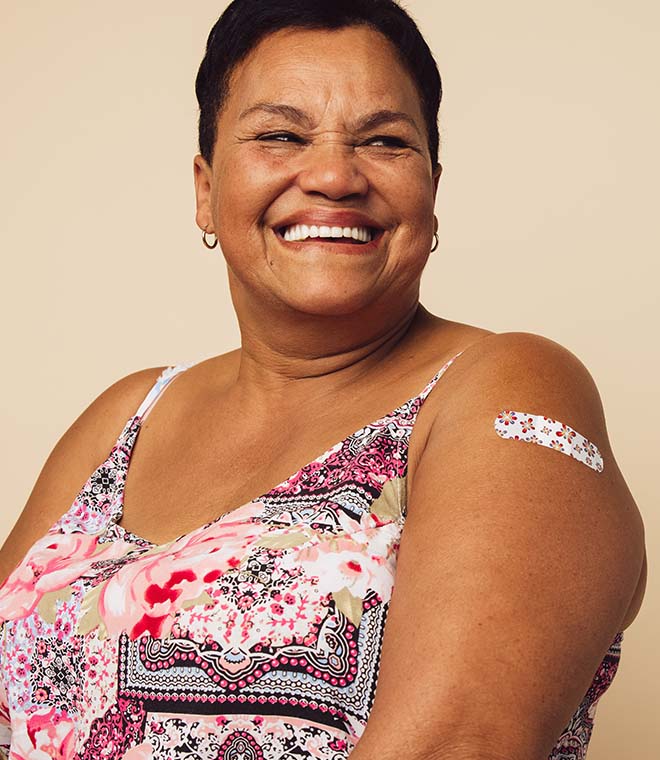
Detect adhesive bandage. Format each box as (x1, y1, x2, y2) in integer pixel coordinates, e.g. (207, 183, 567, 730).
(494, 411, 604, 473)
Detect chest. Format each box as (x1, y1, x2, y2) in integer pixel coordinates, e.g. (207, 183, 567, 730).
(118, 397, 423, 546)
(0, 423, 408, 750)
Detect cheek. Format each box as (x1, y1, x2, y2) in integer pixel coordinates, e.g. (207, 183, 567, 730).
(214, 150, 291, 226)
(369, 159, 436, 218)
(400, 168, 436, 211)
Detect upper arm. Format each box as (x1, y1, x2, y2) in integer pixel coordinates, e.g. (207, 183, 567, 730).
(355, 333, 646, 760)
(0, 366, 166, 586)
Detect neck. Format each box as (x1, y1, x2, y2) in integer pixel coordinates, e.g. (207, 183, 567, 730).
(231, 290, 427, 400)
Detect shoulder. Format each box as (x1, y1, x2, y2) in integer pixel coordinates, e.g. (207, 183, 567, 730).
(453, 329, 596, 387)
(0, 365, 167, 584)
(435, 330, 606, 438)
(411, 327, 645, 588)
(70, 366, 171, 444)
(51, 366, 171, 470)
(350, 331, 646, 756)
(412, 329, 623, 512)
(35, 364, 170, 483)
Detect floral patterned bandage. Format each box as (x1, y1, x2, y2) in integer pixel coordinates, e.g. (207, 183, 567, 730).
(494, 411, 604, 473)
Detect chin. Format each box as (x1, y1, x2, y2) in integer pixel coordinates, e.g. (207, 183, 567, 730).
(274, 282, 384, 318)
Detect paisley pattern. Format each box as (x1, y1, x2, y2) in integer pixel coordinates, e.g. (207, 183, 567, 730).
(0, 357, 622, 759)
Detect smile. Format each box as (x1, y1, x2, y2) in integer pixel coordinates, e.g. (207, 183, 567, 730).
(277, 224, 377, 245)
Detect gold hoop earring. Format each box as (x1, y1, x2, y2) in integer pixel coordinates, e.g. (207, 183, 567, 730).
(430, 232, 439, 253)
(202, 224, 218, 250)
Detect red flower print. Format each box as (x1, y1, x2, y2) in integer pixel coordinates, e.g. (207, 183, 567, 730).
(497, 411, 518, 426)
(520, 417, 535, 433)
(556, 424, 576, 442)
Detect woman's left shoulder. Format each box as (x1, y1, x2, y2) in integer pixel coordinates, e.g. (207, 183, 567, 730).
(413, 326, 646, 626)
(436, 329, 606, 435)
(467, 329, 595, 373)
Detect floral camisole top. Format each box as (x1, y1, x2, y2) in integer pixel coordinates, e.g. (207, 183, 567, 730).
(0, 356, 623, 760)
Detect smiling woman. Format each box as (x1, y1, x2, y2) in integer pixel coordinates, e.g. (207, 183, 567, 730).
(0, 1, 647, 760)
(193, 23, 440, 317)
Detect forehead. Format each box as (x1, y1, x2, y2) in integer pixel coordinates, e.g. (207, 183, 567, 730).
(223, 25, 424, 123)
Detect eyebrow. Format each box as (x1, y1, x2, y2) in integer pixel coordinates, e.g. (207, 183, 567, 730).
(358, 109, 420, 134)
(239, 102, 421, 135)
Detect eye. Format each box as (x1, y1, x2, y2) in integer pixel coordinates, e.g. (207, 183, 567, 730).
(363, 135, 409, 148)
(256, 132, 304, 144)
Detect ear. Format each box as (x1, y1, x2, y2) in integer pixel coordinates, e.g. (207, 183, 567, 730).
(432, 162, 443, 202)
(193, 154, 214, 232)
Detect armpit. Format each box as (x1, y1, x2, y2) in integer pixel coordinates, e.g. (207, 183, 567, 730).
(494, 410, 604, 473)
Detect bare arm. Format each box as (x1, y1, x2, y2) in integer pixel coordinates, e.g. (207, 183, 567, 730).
(351, 333, 646, 760)
(0, 367, 165, 586)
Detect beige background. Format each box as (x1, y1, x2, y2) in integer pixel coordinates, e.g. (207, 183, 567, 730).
(1, 1, 657, 756)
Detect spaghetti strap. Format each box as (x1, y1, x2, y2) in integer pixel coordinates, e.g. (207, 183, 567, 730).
(134, 360, 200, 421)
(417, 350, 464, 403)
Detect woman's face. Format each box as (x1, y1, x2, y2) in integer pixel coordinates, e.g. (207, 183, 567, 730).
(194, 25, 441, 317)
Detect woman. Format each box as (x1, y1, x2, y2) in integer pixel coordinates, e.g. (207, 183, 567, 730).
(0, 1, 646, 758)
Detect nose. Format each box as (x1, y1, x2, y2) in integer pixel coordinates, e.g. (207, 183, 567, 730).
(297, 139, 369, 200)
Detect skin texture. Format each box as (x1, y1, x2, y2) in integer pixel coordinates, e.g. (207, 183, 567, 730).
(0, 25, 647, 760)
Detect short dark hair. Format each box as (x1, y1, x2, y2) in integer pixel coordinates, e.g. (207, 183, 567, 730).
(195, 0, 442, 168)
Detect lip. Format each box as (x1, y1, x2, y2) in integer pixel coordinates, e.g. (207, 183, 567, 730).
(273, 210, 385, 231)
(272, 210, 386, 251)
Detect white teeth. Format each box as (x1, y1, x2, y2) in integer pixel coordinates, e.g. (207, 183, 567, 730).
(281, 223, 374, 243)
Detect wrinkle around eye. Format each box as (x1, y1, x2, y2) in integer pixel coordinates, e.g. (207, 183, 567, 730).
(355, 143, 423, 160)
(234, 131, 306, 146)
(256, 132, 306, 143)
(235, 131, 426, 161)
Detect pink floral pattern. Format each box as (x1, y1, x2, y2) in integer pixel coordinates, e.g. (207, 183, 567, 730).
(0, 532, 134, 623)
(0, 359, 621, 759)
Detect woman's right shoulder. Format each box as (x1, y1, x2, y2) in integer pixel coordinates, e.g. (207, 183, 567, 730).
(68, 366, 169, 448)
(0, 366, 168, 585)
